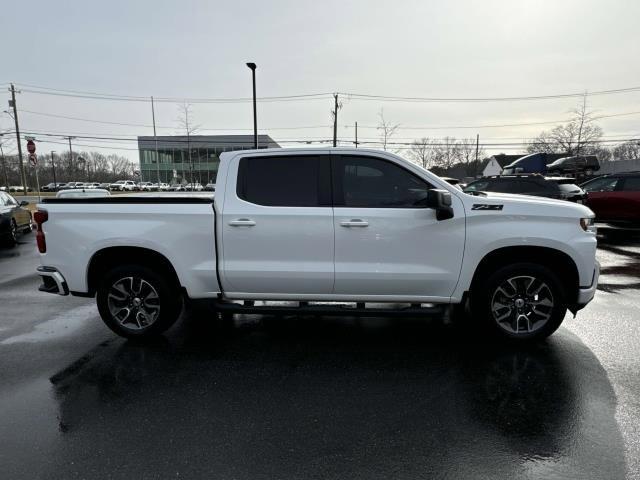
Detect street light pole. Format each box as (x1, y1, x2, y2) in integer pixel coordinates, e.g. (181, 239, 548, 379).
(246, 63, 258, 149)
(151, 96, 160, 184)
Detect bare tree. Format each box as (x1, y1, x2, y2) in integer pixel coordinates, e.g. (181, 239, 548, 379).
(527, 94, 603, 156)
(377, 109, 400, 151)
(612, 141, 640, 160)
(408, 137, 433, 169)
(432, 136, 459, 170)
(176, 102, 200, 184)
(456, 137, 485, 176)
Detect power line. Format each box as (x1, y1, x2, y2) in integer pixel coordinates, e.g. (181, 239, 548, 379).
(339, 86, 640, 103)
(15, 82, 640, 104)
(17, 84, 334, 103)
(19, 109, 331, 131)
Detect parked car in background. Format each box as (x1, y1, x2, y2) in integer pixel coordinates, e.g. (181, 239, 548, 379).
(157, 183, 170, 191)
(184, 182, 204, 191)
(109, 180, 137, 191)
(99, 183, 111, 189)
(138, 182, 156, 191)
(84, 182, 101, 189)
(56, 189, 111, 199)
(42, 182, 67, 192)
(464, 174, 586, 202)
(582, 172, 640, 226)
(547, 155, 600, 176)
(545, 177, 587, 203)
(168, 184, 185, 191)
(0, 191, 32, 246)
(204, 182, 216, 191)
(8, 185, 27, 192)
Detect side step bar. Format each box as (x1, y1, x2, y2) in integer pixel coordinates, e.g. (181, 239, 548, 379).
(211, 300, 447, 318)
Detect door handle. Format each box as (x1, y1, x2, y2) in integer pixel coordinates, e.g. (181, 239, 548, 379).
(229, 218, 256, 227)
(340, 219, 369, 227)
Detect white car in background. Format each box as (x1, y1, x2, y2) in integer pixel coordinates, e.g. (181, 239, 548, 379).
(109, 180, 137, 191)
(138, 182, 156, 191)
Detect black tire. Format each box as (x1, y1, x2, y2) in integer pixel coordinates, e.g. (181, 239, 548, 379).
(97, 264, 183, 339)
(471, 262, 566, 343)
(7, 219, 18, 247)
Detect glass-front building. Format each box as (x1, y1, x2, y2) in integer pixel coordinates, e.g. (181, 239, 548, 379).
(138, 135, 280, 184)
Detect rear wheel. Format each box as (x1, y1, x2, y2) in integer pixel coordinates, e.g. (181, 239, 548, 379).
(7, 219, 18, 247)
(471, 263, 566, 342)
(97, 264, 182, 339)
(22, 215, 33, 234)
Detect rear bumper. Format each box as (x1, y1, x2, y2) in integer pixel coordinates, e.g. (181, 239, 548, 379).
(576, 260, 600, 307)
(37, 266, 69, 296)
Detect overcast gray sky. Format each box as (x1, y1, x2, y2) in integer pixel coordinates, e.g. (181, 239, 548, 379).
(2, 0, 640, 160)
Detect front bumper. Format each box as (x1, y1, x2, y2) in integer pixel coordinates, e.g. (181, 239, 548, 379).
(37, 266, 69, 296)
(576, 260, 600, 307)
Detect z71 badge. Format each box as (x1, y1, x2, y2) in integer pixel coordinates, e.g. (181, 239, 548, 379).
(472, 204, 504, 211)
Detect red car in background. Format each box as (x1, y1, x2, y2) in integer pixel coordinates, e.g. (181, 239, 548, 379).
(582, 172, 640, 226)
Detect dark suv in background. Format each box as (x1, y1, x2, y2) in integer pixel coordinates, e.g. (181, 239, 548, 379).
(581, 172, 640, 226)
(464, 175, 587, 202)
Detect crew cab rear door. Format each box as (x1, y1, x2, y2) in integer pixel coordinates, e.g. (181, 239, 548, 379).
(219, 153, 334, 296)
(331, 154, 465, 299)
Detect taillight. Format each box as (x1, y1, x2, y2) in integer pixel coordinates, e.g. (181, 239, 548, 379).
(34, 209, 48, 253)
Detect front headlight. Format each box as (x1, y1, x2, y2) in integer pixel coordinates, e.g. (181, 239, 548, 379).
(580, 217, 597, 233)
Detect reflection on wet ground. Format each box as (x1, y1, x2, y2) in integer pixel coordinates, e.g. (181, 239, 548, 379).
(32, 317, 623, 479)
(596, 229, 640, 292)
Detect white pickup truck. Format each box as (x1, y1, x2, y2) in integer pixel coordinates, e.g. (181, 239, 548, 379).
(35, 148, 599, 343)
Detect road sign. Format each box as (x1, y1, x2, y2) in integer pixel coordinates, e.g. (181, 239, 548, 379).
(29, 153, 37, 167)
(133, 170, 140, 177)
(26, 140, 36, 154)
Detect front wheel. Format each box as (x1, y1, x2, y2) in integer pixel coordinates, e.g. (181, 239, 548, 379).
(97, 265, 182, 339)
(471, 263, 567, 342)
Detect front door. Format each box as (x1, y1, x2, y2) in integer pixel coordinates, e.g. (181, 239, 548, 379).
(331, 154, 465, 299)
(220, 154, 334, 296)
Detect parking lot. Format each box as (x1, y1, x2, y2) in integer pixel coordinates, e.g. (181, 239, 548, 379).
(1, 231, 639, 479)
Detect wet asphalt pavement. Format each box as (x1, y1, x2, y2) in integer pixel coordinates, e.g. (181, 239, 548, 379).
(1, 231, 639, 479)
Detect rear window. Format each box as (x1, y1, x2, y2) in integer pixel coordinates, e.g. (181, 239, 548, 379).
(237, 155, 327, 207)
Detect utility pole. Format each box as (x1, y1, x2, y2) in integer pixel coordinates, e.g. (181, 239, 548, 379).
(474, 133, 480, 176)
(9, 84, 28, 195)
(51, 151, 57, 186)
(65, 136, 76, 176)
(332, 94, 339, 147)
(354, 121, 359, 148)
(151, 96, 160, 184)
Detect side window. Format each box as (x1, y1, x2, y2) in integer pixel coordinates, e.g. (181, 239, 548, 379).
(583, 177, 619, 192)
(333, 155, 433, 208)
(236, 155, 328, 207)
(622, 177, 640, 191)
(465, 180, 491, 192)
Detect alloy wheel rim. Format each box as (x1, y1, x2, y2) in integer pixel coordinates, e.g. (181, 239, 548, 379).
(107, 277, 160, 330)
(10, 221, 17, 241)
(490, 275, 554, 334)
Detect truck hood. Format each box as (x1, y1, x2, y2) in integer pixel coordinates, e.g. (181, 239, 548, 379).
(464, 191, 594, 218)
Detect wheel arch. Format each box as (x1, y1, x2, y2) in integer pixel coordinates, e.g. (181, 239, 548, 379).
(87, 246, 182, 297)
(470, 246, 580, 306)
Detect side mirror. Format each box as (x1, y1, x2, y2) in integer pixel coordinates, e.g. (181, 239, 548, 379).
(426, 189, 454, 221)
(19, 200, 29, 206)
